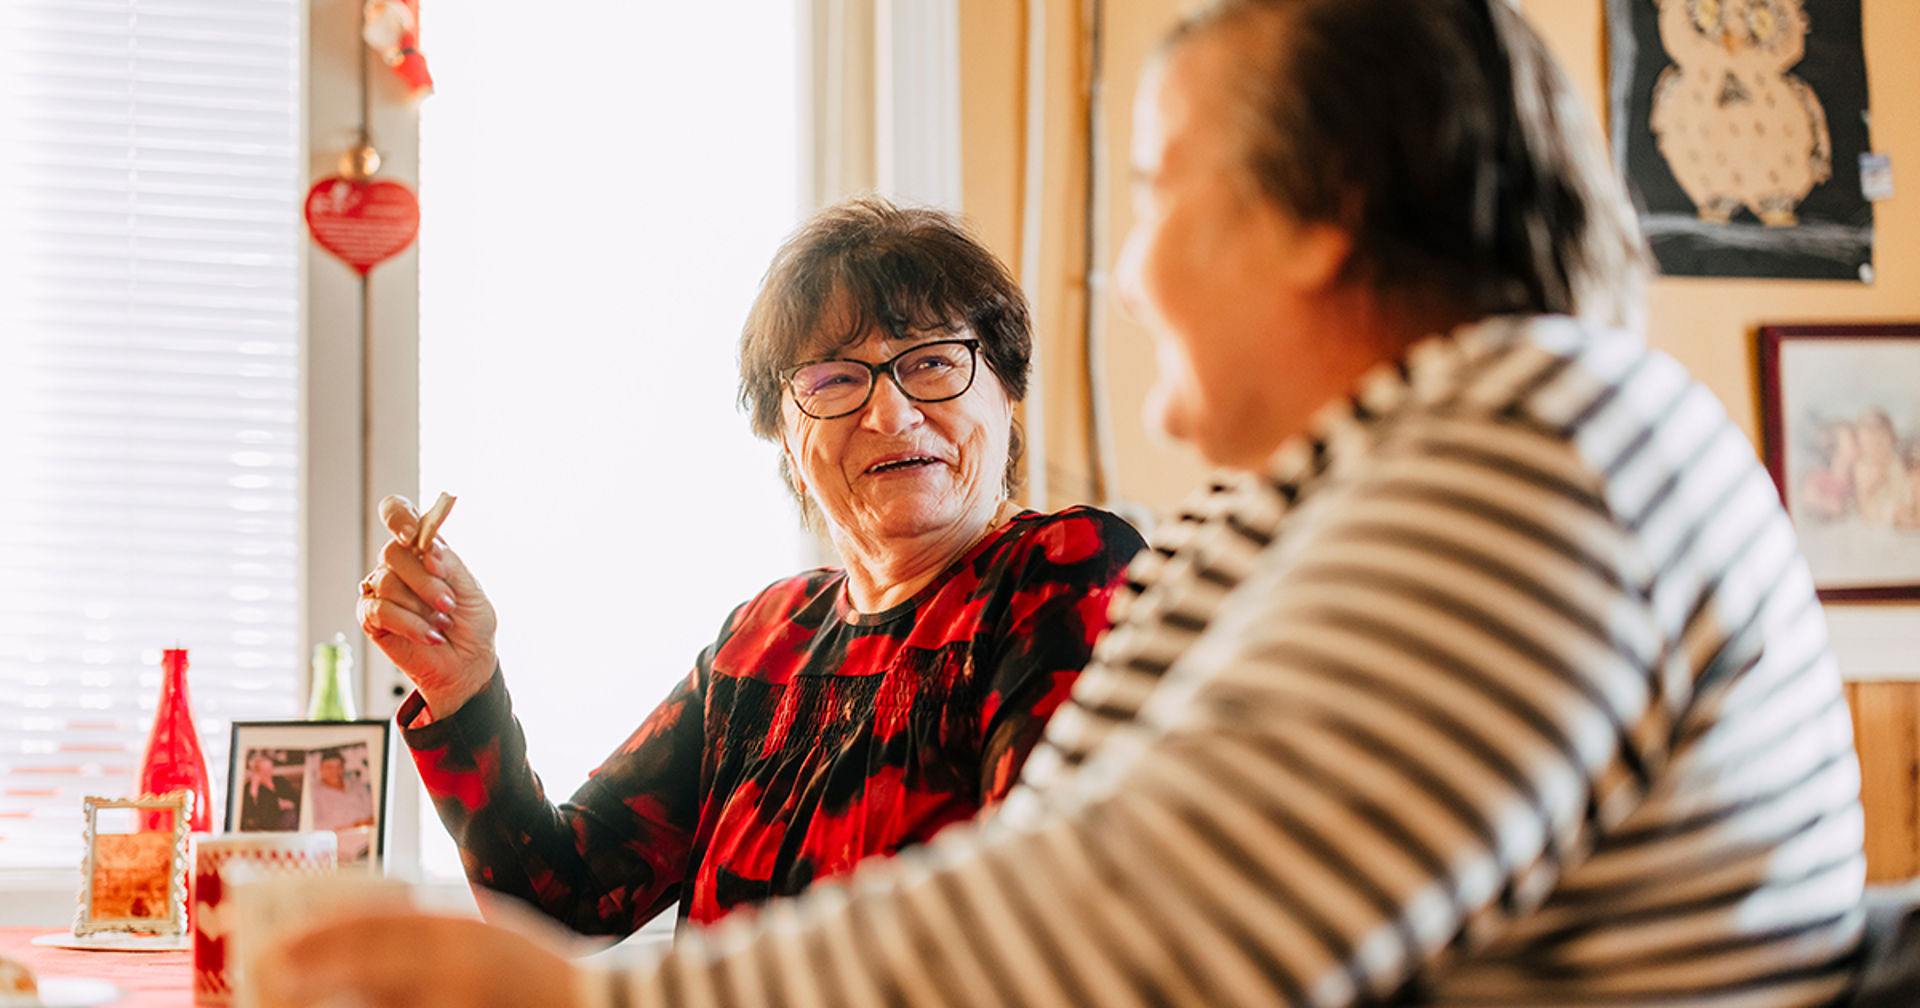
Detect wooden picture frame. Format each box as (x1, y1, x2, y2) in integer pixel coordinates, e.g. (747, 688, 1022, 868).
(1758, 323, 1920, 601)
(76, 791, 192, 936)
(226, 719, 392, 868)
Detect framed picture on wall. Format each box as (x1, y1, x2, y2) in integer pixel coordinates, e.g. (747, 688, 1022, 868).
(1759, 323, 1920, 600)
(1606, 0, 1874, 280)
(226, 719, 392, 868)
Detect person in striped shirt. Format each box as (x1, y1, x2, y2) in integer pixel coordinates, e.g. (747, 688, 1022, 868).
(264, 1, 1867, 1006)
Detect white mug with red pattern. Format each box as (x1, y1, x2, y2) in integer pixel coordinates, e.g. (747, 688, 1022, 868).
(192, 831, 336, 1005)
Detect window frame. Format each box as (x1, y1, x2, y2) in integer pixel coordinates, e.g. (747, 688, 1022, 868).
(302, 0, 428, 880)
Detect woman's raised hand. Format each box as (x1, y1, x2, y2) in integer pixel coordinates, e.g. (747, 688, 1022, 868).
(357, 493, 498, 719)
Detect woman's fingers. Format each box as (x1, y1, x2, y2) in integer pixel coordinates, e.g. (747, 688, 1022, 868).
(359, 565, 429, 614)
(357, 493, 498, 716)
(377, 494, 421, 542)
(370, 494, 464, 617)
(356, 543, 446, 648)
(359, 589, 446, 647)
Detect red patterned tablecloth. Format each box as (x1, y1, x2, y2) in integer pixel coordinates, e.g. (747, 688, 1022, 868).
(0, 927, 192, 1007)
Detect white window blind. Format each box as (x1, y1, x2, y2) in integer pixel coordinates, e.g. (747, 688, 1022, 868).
(0, 0, 303, 869)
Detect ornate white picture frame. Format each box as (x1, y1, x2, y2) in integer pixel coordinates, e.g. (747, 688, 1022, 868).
(76, 790, 192, 936)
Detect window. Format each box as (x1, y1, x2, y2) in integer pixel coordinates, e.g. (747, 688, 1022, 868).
(0, 0, 304, 870)
(413, 3, 811, 875)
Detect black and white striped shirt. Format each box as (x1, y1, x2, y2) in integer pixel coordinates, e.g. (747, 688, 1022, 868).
(590, 315, 1865, 1007)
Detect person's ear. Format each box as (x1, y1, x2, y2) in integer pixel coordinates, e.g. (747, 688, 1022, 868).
(779, 433, 807, 499)
(1275, 215, 1354, 293)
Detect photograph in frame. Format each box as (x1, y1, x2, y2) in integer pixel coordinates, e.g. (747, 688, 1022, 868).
(226, 719, 392, 868)
(1759, 323, 1920, 600)
(76, 791, 192, 936)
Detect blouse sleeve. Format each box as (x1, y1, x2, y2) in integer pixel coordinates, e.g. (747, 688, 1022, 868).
(401, 652, 712, 937)
(974, 508, 1146, 801)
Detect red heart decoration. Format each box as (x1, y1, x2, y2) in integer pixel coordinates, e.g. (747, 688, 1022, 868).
(304, 176, 421, 275)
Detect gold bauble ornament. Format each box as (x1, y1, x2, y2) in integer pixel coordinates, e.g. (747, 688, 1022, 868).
(338, 142, 382, 182)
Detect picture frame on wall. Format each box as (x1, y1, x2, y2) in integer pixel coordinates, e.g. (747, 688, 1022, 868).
(226, 719, 392, 868)
(76, 791, 192, 936)
(1605, 0, 1874, 280)
(1759, 323, 1920, 601)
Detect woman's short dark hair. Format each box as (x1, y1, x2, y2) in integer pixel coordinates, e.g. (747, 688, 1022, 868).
(1166, 0, 1648, 327)
(738, 195, 1032, 500)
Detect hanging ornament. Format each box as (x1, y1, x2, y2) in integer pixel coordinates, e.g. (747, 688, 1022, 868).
(304, 138, 420, 276)
(337, 140, 382, 182)
(363, 0, 434, 99)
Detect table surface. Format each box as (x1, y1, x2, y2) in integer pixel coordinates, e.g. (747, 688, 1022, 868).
(0, 927, 191, 1008)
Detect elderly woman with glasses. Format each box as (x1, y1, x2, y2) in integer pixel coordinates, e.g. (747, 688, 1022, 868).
(353, 195, 1145, 936)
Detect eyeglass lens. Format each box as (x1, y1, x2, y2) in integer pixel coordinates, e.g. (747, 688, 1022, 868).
(787, 340, 977, 419)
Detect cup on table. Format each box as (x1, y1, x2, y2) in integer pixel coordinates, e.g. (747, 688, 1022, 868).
(226, 865, 416, 1008)
(192, 831, 337, 1006)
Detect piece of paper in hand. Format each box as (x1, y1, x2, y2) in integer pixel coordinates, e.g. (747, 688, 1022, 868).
(414, 492, 456, 551)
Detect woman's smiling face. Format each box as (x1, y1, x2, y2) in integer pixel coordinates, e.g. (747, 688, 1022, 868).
(779, 324, 1014, 552)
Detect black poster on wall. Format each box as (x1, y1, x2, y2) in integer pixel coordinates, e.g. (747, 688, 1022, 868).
(1605, 0, 1873, 280)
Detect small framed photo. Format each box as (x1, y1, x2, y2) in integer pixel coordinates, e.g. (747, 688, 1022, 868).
(77, 791, 192, 936)
(227, 720, 392, 868)
(1759, 323, 1920, 601)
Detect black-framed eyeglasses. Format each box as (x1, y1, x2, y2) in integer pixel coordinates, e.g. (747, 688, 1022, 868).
(778, 339, 982, 420)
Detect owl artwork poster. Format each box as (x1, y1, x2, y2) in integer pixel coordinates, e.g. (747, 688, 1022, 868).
(1606, 0, 1873, 279)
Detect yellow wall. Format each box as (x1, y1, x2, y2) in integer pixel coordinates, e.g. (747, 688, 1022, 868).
(958, 3, 1026, 271)
(1096, 0, 1214, 506)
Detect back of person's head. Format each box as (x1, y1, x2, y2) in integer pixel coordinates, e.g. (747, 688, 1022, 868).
(738, 195, 1033, 443)
(1165, 0, 1648, 328)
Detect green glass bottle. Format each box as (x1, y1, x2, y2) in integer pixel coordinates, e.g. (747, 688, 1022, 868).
(305, 633, 358, 720)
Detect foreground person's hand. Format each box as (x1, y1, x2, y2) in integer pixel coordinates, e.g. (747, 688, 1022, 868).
(257, 911, 585, 1008)
(357, 493, 499, 718)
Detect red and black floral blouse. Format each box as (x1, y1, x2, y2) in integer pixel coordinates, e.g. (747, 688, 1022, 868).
(399, 506, 1143, 935)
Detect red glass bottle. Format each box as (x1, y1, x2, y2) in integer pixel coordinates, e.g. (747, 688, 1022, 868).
(138, 647, 212, 832)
